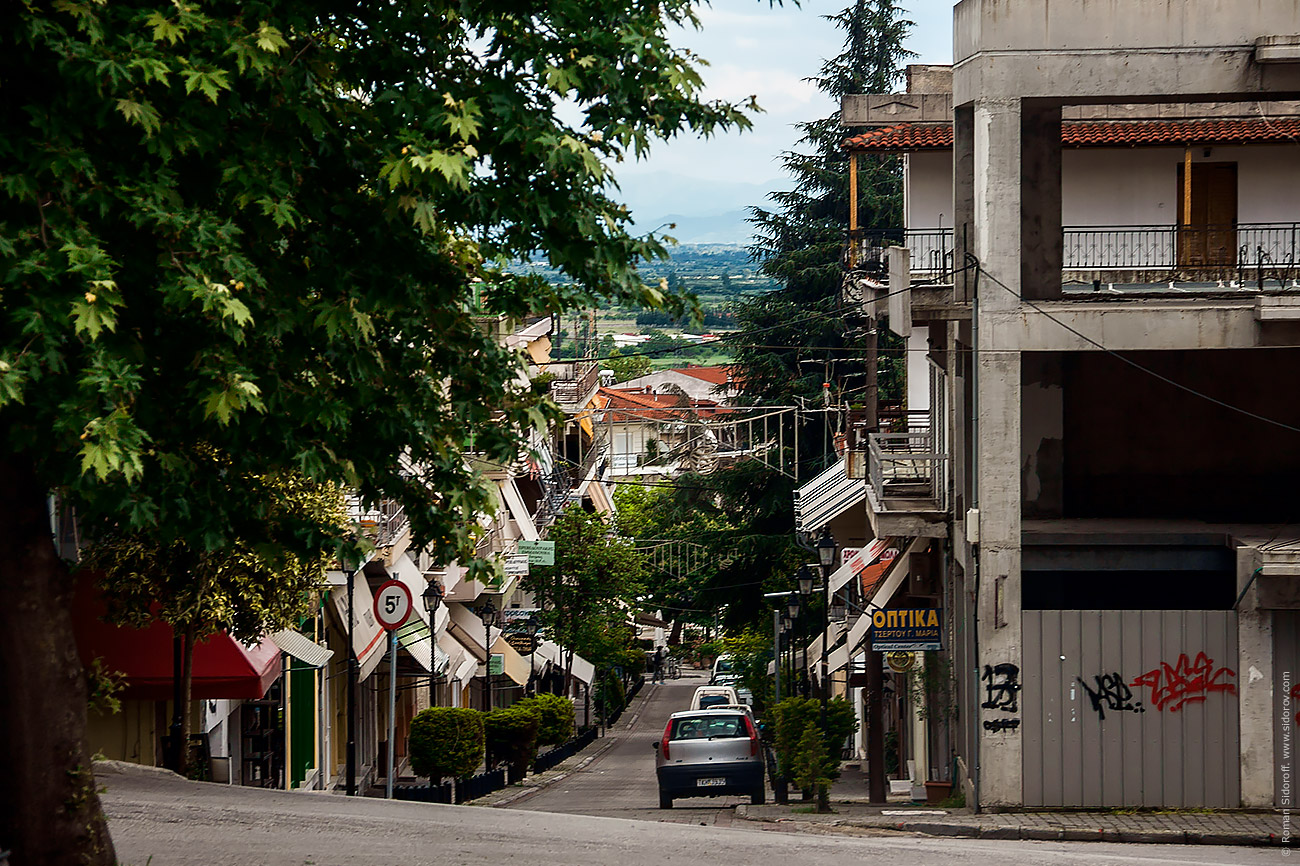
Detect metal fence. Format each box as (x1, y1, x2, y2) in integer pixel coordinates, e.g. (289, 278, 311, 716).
(533, 727, 600, 773)
(550, 361, 600, 404)
(848, 223, 1300, 285)
(868, 427, 946, 506)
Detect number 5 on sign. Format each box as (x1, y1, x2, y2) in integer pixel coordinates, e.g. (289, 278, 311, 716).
(373, 579, 413, 631)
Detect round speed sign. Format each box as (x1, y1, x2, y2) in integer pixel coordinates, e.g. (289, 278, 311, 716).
(373, 579, 413, 631)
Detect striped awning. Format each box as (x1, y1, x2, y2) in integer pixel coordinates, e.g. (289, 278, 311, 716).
(270, 629, 333, 668)
(794, 457, 866, 533)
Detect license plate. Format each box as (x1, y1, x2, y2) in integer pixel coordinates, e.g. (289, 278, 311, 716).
(697, 778, 726, 787)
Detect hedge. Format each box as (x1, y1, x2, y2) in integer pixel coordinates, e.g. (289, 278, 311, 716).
(484, 705, 541, 776)
(515, 693, 575, 746)
(409, 707, 484, 782)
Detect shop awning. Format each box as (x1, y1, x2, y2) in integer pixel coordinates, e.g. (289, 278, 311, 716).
(448, 602, 490, 661)
(389, 553, 444, 673)
(72, 577, 281, 701)
(438, 632, 476, 684)
(828, 538, 892, 593)
(535, 639, 595, 685)
(828, 536, 927, 673)
(330, 577, 386, 680)
(270, 629, 333, 668)
(794, 457, 865, 533)
(488, 635, 531, 686)
(805, 621, 846, 672)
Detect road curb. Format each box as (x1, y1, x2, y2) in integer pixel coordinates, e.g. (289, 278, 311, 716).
(732, 808, 1279, 847)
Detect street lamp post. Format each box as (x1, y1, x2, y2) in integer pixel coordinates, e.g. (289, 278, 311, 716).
(423, 580, 445, 710)
(797, 565, 814, 698)
(345, 562, 358, 797)
(816, 528, 836, 732)
(785, 596, 800, 697)
(477, 599, 497, 712)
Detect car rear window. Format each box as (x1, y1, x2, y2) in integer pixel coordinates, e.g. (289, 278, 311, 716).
(698, 694, 731, 710)
(715, 659, 733, 672)
(669, 715, 747, 740)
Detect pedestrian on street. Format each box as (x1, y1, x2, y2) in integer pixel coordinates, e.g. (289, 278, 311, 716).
(653, 648, 665, 683)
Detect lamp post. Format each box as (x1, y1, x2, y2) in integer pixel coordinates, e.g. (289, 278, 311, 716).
(816, 527, 836, 731)
(477, 599, 497, 711)
(525, 616, 541, 695)
(797, 565, 814, 698)
(423, 580, 444, 710)
(345, 561, 358, 797)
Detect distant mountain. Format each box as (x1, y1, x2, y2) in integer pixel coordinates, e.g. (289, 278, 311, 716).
(613, 171, 783, 240)
(647, 210, 755, 245)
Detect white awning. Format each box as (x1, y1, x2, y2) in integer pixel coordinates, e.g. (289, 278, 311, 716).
(828, 536, 927, 673)
(488, 635, 532, 687)
(805, 621, 846, 672)
(448, 603, 490, 660)
(794, 457, 865, 533)
(828, 538, 891, 593)
(270, 629, 333, 668)
(535, 639, 595, 685)
(500, 478, 540, 542)
(330, 578, 386, 680)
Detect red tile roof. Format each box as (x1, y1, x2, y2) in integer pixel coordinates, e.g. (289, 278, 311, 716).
(670, 365, 735, 386)
(598, 386, 723, 420)
(843, 117, 1300, 152)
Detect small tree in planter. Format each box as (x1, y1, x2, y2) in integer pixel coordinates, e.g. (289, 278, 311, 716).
(484, 705, 542, 781)
(791, 722, 832, 812)
(409, 707, 484, 787)
(772, 696, 857, 809)
(517, 693, 575, 746)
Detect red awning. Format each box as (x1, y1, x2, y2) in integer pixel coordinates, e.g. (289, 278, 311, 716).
(72, 576, 282, 700)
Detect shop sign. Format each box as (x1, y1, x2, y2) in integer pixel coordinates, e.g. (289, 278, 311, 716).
(870, 608, 943, 652)
(503, 554, 530, 577)
(519, 539, 555, 566)
(505, 633, 538, 655)
(489, 653, 505, 676)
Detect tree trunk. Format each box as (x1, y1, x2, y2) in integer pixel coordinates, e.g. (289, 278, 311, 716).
(0, 455, 116, 865)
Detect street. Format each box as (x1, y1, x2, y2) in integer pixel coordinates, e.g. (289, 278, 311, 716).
(98, 673, 1288, 865)
(502, 672, 750, 825)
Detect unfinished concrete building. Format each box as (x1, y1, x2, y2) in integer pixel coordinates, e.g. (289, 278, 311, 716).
(836, 1, 1300, 809)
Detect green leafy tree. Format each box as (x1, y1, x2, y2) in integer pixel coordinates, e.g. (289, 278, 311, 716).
(524, 506, 645, 682)
(0, 2, 754, 861)
(79, 468, 349, 774)
(773, 695, 857, 808)
(409, 707, 485, 783)
(720, 627, 774, 711)
(605, 349, 653, 383)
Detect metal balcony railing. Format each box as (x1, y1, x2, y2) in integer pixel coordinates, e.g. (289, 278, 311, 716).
(847, 223, 1300, 286)
(549, 361, 600, 405)
(868, 428, 946, 507)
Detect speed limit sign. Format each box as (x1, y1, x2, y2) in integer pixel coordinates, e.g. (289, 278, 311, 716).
(373, 579, 413, 631)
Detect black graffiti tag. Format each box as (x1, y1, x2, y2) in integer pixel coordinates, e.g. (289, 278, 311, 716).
(1077, 673, 1145, 720)
(983, 718, 1020, 732)
(981, 663, 1021, 713)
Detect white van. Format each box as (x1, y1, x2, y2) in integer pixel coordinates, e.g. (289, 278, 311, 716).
(690, 685, 739, 711)
(711, 654, 738, 685)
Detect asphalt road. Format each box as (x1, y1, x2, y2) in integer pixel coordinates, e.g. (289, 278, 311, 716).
(100, 764, 1286, 866)
(503, 671, 751, 825)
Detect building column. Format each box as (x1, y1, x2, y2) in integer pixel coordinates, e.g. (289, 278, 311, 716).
(973, 96, 1025, 808)
(1237, 546, 1274, 807)
(953, 105, 975, 305)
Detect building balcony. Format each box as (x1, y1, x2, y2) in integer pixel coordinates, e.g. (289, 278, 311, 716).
(548, 360, 600, 409)
(847, 222, 1300, 290)
(849, 424, 948, 539)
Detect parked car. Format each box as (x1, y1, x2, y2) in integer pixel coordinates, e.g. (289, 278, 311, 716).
(711, 654, 738, 685)
(653, 708, 766, 809)
(689, 685, 738, 711)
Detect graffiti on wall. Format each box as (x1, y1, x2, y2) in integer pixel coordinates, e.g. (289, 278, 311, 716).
(1129, 652, 1236, 713)
(982, 662, 1021, 732)
(982, 663, 1021, 712)
(1077, 673, 1145, 720)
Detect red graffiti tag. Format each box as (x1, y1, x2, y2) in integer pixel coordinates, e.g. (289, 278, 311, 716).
(1129, 652, 1236, 712)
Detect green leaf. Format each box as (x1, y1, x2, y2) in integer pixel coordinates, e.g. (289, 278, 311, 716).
(115, 98, 162, 135)
(183, 69, 230, 103)
(254, 22, 288, 54)
(144, 10, 186, 44)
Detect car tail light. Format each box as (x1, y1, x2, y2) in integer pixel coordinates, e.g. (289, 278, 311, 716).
(746, 717, 759, 756)
(662, 724, 672, 760)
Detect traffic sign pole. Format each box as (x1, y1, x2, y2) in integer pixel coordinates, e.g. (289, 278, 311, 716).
(387, 628, 397, 800)
(372, 579, 412, 800)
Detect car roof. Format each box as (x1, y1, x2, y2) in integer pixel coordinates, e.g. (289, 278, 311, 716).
(692, 685, 736, 693)
(668, 708, 749, 719)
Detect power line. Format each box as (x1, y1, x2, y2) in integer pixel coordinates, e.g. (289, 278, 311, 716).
(976, 262, 1300, 435)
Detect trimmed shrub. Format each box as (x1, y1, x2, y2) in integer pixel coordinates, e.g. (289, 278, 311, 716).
(516, 693, 575, 746)
(409, 707, 484, 782)
(484, 705, 542, 776)
(791, 719, 831, 801)
(772, 696, 857, 782)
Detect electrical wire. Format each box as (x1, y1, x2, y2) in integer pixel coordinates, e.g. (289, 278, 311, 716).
(976, 262, 1300, 435)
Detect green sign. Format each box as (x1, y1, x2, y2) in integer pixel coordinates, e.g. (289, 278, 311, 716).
(519, 539, 555, 566)
(489, 653, 504, 676)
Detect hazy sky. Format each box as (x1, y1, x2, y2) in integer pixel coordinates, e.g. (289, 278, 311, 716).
(619, 0, 954, 188)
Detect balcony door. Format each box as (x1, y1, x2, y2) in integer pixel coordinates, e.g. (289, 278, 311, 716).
(1176, 161, 1237, 269)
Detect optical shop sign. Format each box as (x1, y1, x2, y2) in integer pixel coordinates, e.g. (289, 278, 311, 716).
(870, 608, 943, 652)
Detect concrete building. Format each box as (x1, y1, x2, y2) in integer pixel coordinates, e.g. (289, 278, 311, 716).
(833, 1, 1300, 810)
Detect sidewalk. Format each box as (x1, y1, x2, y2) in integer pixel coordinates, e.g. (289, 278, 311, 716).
(736, 763, 1290, 847)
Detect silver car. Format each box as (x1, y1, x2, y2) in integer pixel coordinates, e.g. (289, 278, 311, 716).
(652, 708, 765, 809)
